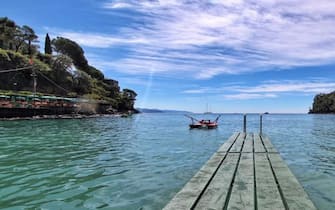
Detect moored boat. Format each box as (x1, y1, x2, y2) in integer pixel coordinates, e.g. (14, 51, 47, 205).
(189, 123, 202, 128)
(185, 115, 221, 129)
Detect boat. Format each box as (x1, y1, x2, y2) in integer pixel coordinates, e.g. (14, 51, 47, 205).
(203, 103, 212, 114)
(185, 115, 221, 129)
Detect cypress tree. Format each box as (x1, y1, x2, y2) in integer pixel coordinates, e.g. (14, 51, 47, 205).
(44, 33, 52, 54)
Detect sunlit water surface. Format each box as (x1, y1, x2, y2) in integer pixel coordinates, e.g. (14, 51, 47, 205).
(0, 114, 334, 209)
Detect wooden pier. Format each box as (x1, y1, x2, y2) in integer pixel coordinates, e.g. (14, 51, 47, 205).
(164, 132, 317, 210)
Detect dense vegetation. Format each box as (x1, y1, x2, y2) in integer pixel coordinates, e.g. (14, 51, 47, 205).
(309, 91, 335, 114)
(0, 17, 137, 112)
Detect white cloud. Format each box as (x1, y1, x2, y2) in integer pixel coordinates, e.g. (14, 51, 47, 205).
(237, 81, 335, 94)
(195, 68, 236, 79)
(49, 0, 335, 79)
(182, 89, 206, 94)
(57, 32, 148, 48)
(103, 0, 182, 10)
(182, 80, 335, 99)
(104, 2, 134, 9)
(224, 93, 277, 100)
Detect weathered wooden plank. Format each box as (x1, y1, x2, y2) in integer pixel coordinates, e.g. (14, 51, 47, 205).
(268, 153, 317, 210)
(217, 132, 240, 153)
(227, 152, 254, 210)
(163, 151, 227, 210)
(254, 133, 266, 153)
(165, 133, 317, 210)
(194, 153, 239, 210)
(229, 132, 246, 152)
(255, 153, 285, 210)
(260, 134, 278, 153)
(242, 133, 253, 153)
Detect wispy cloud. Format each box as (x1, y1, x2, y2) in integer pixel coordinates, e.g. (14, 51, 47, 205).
(49, 0, 335, 79)
(53, 31, 149, 48)
(183, 79, 335, 99)
(236, 81, 335, 94)
(224, 93, 277, 100)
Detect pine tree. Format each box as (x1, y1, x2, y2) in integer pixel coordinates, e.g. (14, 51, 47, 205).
(44, 33, 52, 54)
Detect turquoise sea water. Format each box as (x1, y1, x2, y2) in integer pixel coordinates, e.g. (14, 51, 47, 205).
(0, 114, 334, 209)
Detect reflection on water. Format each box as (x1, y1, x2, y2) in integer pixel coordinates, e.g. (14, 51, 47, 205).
(0, 114, 334, 209)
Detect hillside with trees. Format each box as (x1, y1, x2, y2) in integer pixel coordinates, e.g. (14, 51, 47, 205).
(309, 91, 335, 114)
(0, 17, 137, 113)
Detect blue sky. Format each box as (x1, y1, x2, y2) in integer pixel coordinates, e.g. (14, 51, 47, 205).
(2, 0, 335, 113)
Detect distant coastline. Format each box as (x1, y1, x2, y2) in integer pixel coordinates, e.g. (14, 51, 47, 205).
(137, 108, 191, 114)
(136, 109, 310, 115)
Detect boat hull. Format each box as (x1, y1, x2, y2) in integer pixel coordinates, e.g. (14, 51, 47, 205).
(189, 124, 202, 129)
(189, 123, 218, 129)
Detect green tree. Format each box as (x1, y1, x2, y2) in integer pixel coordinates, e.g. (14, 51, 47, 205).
(44, 54, 74, 94)
(52, 36, 106, 80)
(310, 91, 335, 113)
(44, 33, 52, 54)
(119, 88, 137, 110)
(52, 54, 72, 72)
(21, 25, 38, 56)
(51, 54, 73, 80)
(122, 88, 137, 100)
(87, 65, 104, 80)
(103, 79, 120, 98)
(72, 70, 92, 95)
(52, 36, 88, 70)
(12, 26, 25, 52)
(0, 17, 16, 50)
(0, 19, 38, 54)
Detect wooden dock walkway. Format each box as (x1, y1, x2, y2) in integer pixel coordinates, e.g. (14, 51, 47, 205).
(164, 132, 317, 210)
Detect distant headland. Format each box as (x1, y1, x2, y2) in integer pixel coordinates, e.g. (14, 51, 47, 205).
(309, 91, 335, 114)
(137, 108, 191, 114)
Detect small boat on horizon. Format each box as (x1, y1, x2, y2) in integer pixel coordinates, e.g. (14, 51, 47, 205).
(203, 103, 213, 114)
(203, 111, 213, 114)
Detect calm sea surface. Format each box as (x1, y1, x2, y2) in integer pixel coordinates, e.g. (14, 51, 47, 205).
(0, 114, 334, 209)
